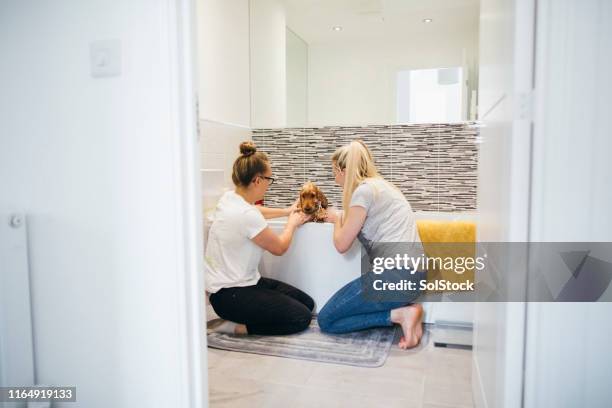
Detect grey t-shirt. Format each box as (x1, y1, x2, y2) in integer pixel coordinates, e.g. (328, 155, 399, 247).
(350, 178, 423, 260)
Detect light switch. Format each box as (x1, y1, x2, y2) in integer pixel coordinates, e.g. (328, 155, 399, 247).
(90, 39, 121, 78)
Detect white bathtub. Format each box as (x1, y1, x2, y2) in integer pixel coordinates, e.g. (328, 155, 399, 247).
(205, 212, 477, 322)
(259, 218, 361, 312)
(259, 212, 478, 323)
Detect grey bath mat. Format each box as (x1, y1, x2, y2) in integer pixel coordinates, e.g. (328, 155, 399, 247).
(207, 318, 429, 367)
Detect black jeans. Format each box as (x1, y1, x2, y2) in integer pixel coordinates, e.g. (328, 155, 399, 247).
(209, 277, 314, 335)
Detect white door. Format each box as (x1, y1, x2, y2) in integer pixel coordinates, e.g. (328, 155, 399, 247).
(0, 1, 207, 407)
(473, 0, 536, 406)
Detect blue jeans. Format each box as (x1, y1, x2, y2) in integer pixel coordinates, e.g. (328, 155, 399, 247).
(318, 271, 422, 334)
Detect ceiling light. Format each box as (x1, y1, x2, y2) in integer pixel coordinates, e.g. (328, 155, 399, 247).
(423, 18, 433, 23)
(332, 26, 343, 31)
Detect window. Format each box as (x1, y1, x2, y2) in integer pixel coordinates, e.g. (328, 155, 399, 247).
(397, 67, 464, 123)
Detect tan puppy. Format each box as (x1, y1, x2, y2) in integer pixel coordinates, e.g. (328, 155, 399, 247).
(298, 182, 328, 223)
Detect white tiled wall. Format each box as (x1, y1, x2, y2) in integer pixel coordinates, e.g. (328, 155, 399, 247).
(200, 119, 252, 189)
(253, 123, 479, 212)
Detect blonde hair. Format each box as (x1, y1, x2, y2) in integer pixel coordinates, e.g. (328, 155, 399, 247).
(231, 141, 269, 187)
(331, 140, 382, 223)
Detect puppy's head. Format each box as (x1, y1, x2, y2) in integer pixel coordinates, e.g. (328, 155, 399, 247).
(299, 182, 328, 216)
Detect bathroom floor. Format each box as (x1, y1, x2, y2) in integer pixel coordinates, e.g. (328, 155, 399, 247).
(207, 335, 474, 408)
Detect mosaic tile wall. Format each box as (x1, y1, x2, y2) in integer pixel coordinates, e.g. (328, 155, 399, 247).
(252, 123, 479, 212)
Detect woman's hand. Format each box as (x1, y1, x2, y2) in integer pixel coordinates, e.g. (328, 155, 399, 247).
(257, 199, 299, 219)
(252, 209, 310, 256)
(324, 208, 342, 223)
(285, 198, 299, 215)
(287, 209, 310, 228)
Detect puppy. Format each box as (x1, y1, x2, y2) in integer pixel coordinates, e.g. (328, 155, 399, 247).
(298, 182, 328, 223)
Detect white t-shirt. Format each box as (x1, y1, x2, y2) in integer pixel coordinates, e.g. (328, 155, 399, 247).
(205, 191, 268, 293)
(350, 178, 422, 257)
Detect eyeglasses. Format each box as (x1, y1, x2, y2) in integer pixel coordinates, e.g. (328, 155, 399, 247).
(260, 176, 275, 185)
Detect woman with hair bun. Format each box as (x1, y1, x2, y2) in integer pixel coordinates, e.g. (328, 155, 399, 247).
(206, 141, 314, 336)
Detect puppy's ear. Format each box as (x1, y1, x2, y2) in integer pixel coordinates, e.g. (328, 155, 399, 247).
(318, 188, 329, 209)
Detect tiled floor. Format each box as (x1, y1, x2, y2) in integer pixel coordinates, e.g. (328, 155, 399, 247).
(207, 337, 474, 408)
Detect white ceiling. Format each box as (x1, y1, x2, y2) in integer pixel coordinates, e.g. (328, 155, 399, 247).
(282, 0, 480, 45)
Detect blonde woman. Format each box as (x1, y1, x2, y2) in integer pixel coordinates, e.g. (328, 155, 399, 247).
(319, 140, 425, 349)
(206, 141, 314, 336)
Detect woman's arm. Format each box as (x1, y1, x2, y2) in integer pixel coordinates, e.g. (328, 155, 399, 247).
(256, 206, 291, 219)
(331, 206, 367, 254)
(251, 211, 310, 255)
(255, 199, 298, 219)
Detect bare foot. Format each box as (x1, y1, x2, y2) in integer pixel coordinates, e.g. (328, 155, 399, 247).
(390, 304, 423, 349)
(207, 319, 248, 335)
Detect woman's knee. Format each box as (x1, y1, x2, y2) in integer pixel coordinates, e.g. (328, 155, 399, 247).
(317, 317, 332, 333)
(317, 315, 344, 334)
(303, 294, 315, 312)
(208, 292, 232, 321)
(317, 303, 335, 333)
(296, 312, 313, 332)
(285, 307, 312, 334)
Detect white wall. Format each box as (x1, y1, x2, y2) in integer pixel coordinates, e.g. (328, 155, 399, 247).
(197, 0, 251, 126)
(524, 1, 612, 407)
(250, 0, 287, 128)
(286, 28, 309, 127)
(307, 29, 478, 126)
(0, 1, 205, 407)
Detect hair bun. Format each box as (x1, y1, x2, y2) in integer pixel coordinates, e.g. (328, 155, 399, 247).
(239, 141, 257, 157)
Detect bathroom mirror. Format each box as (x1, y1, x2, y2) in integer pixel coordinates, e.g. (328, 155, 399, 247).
(249, 0, 480, 128)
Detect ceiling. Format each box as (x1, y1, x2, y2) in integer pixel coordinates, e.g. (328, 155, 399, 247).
(282, 0, 480, 45)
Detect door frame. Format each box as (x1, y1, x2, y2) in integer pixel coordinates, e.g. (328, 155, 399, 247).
(166, 0, 208, 406)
